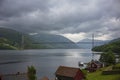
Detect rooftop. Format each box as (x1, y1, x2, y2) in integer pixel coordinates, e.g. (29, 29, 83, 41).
(55, 66, 80, 78)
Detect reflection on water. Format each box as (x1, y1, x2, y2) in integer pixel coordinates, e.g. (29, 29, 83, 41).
(0, 49, 100, 79)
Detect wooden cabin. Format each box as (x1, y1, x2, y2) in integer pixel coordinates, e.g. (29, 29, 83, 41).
(88, 60, 103, 72)
(55, 66, 85, 80)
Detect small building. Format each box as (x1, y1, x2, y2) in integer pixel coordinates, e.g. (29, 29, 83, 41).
(88, 60, 103, 72)
(55, 66, 85, 80)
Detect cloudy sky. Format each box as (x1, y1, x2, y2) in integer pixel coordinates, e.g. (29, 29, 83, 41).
(0, 0, 120, 42)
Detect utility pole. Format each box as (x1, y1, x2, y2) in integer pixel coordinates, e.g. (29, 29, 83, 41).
(21, 35, 24, 49)
(92, 33, 94, 60)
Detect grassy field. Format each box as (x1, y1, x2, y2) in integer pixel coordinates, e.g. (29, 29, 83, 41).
(86, 67, 120, 80)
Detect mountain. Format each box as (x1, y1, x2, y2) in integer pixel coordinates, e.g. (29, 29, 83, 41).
(0, 28, 79, 49)
(92, 38, 120, 54)
(110, 38, 120, 42)
(0, 38, 17, 50)
(0, 28, 21, 49)
(0, 28, 33, 49)
(77, 38, 109, 49)
(0, 28, 22, 43)
(29, 33, 79, 49)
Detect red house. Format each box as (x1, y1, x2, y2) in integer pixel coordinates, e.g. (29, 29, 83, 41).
(41, 76, 49, 80)
(55, 66, 85, 80)
(88, 60, 103, 72)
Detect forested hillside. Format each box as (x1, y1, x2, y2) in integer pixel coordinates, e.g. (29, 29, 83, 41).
(0, 28, 32, 49)
(0, 28, 79, 49)
(92, 38, 120, 54)
(0, 38, 17, 50)
(29, 33, 79, 49)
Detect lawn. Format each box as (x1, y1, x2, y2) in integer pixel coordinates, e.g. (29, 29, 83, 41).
(86, 67, 120, 80)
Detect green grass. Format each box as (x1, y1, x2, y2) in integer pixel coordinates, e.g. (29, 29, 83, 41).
(86, 67, 120, 80)
(113, 63, 120, 70)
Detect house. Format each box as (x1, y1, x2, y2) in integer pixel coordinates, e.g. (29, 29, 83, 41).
(55, 66, 85, 80)
(88, 60, 103, 72)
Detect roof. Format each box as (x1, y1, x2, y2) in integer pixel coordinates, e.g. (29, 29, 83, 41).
(92, 61, 102, 65)
(40, 76, 49, 80)
(55, 66, 80, 78)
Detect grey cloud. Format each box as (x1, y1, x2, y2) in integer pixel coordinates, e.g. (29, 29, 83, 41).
(0, 0, 120, 39)
(0, 0, 50, 19)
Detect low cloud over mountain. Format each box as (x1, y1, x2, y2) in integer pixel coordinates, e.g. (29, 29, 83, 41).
(0, 0, 120, 42)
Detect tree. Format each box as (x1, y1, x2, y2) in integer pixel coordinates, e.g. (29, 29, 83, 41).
(99, 51, 116, 66)
(27, 65, 37, 80)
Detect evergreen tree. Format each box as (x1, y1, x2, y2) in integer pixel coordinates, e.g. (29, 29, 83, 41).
(27, 65, 37, 80)
(99, 51, 116, 66)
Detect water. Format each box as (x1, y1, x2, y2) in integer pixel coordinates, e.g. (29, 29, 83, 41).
(0, 49, 100, 79)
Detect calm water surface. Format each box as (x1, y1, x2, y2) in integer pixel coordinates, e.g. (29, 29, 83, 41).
(0, 49, 100, 79)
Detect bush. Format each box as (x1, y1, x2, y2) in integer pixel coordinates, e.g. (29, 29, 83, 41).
(112, 63, 120, 70)
(27, 65, 37, 80)
(99, 51, 116, 66)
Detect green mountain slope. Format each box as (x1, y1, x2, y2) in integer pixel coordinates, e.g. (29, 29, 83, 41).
(0, 38, 17, 50)
(0, 28, 22, 43)
(0, 28, 23, 49)
(0, 28, 79, 49)
(0, 28, 34, 49)
(92, 38, 120, 54)
(29, 33, 79, 49)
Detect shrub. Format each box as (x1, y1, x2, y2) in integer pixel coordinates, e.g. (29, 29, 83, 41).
(27, 65, 37, 80)
(112, 63, 120, 70)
